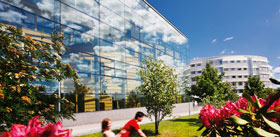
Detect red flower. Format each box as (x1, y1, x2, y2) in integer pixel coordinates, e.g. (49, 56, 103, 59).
(199, 104, 222, 129)
(0, 116, 71, 137)
(221, 101, 240, 118)
(235, 97, 248, 111)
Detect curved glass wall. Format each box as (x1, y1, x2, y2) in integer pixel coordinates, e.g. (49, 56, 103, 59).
(0, 0, 189, 112)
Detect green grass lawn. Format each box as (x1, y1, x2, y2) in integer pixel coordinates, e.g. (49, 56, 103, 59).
(79, 114, 203, 137)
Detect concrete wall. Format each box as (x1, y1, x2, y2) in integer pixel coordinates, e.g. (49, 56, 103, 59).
(63, 102, 199, 127)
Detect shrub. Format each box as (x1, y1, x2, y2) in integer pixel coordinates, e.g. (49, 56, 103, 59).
(198, 78, 280, 137)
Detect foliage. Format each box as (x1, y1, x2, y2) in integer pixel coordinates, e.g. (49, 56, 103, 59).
(261, 88, 277, 99)
(189, 62, 238, 106)
(244, 75, 265, 97)
(0, 24, 88, 131)
(138, 57, 179, 134)
(198, 78, 280, 137)
(126, 89, 143, 108)
(202, 89, 239, 108)
(0, 116, 71, 137)
(83, 114, 202, 137)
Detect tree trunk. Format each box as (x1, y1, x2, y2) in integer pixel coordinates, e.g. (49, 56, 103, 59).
(155, 113, 159, 134)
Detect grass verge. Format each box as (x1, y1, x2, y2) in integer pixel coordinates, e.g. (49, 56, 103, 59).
(79, 114, 202, 137)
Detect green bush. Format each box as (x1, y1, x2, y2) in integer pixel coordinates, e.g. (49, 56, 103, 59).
(0, 24, 88, 131)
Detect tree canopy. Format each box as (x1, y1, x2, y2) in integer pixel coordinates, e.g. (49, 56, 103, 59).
(0, 24, 88, 131)
(189, 62, 238, 107)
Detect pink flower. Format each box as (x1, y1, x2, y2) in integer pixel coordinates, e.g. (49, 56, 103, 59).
(221, 101, 240, 118)
(235, 97, 248, 111)
(0, 132, 11, 137)
(1, 116, 71, 137)
(199, 104, 222, 129)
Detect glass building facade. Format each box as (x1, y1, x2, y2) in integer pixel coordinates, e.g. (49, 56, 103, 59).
(0, 0, 189, 112)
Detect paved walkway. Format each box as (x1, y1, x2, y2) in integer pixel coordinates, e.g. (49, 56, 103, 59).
(66, 107, 202, 136)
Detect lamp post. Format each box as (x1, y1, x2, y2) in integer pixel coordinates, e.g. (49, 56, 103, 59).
(58, 81, 61, 112)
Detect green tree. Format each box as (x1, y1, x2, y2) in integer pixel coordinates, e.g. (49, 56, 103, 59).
(138, 57, 179, 134)
(0, 24, 88, 131)
(189, 62, 238, 105)
(244, 75, 265, 96)
(260, 88, 277, 99)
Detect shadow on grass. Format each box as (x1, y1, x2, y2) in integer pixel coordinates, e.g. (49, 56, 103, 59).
(142, 129, 157, 136)
(113, 129, 157, 137)
(170, 118, 201, 126)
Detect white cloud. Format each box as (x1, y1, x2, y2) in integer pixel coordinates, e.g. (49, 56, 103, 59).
(220, 49, 227, 55)
(224, 37, 234, 42)
(273, 66, 280, 74)
(0, 10, 27, 24)
(277, 56, 280, 59)
(276, 9, 280, 15)
(230, 51, 235, 54)
(211, 39, 217, 43)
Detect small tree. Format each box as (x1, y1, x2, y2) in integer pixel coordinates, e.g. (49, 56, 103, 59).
(0, 24, 88, 131)
(244, 75, 265, 97)
(189, 62, 238, 106)
(138, 57, 179, 134)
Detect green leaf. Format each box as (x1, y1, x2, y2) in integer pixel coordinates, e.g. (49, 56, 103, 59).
(237, 109, 250, 114)
(197, 125, 204, 131)
(259, 91, 280, 115)
(254, 94, 262, 109)
(253, 128, 278, 137)
(210, 129, 216, 137)
(229, 115, 249, 125)
(262, 115, 280, 132)
(242, 92, 256, 108)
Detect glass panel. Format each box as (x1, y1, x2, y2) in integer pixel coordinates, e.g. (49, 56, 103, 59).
(100, 0, 124, 18)
(126, 65, 140, 79)
(61, 0, 99, 19)
(2, 0, 55, 19)
(61, 3, 99, 37)
(100, 5, 124, 32)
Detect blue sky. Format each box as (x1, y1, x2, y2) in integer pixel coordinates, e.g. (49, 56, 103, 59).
(147, 0, 280, 80)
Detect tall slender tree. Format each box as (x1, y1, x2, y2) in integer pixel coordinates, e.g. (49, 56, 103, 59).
(138, 57, 179, 134)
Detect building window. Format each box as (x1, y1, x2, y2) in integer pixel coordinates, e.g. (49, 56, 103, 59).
(230, 60, 235, 63)
(191, 77, 196, 81)
(224, 68, 229, 71)
(237, 60, 241, 63)
(191, 64, 195, 67)
(243, 68, 247, 70)
(231, 68, 235, 71)
(198, 71, 202, 74)
(232, 76, 236, 78)
(238, 68, 242, 71)
(244, 75, 248, 78)
(238, 82, 243, 86)
(197, 63, 201, 66)
(238, 75, 242, 78)
(218, 67, 223, 72)
(223, 61, 228, 63)
(232, 82, 236, 86)
(191, 71, 196, 74)
(218, 59, 223, 64)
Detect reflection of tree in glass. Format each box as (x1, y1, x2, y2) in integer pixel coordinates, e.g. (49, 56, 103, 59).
(126, 89, 143, 108)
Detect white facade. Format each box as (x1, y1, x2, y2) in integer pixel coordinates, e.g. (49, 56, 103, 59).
(190, 55, 273, 94)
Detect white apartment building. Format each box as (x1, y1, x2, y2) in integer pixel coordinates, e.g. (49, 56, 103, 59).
(190, 55, 273, 94)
